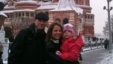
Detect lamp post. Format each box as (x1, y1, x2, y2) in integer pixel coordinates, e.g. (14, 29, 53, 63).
(103, 0, 113, 53)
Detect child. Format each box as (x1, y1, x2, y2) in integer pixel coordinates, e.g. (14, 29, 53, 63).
(56, 24, 84, 64)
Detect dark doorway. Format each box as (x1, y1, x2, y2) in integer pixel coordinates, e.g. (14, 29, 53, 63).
(63, 18, 69, 25)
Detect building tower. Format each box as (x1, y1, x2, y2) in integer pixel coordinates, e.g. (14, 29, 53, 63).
(2, 0, 95, 39)
(75, 0, 94, 38)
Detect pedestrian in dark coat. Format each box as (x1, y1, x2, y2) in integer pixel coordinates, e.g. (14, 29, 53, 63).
(0, 42, 3, 64)
(8, 12, 49, 64)
(8, 34, 14, 50)
(46, 22, 65, 64)
(104, 39, 109, 49)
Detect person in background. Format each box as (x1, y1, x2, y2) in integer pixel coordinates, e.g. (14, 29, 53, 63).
(46, 22, 65, 64)
(8, 30, 15, 51)
(0, 42, 3, 64)
(8, 12, 49, 64)
(56, 24, 84, 64)
(104, 39, 109, 49)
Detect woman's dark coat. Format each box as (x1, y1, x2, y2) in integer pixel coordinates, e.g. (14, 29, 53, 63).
(46, 39, 65, 64)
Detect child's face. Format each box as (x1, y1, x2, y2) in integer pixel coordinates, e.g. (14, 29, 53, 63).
(63, 30, 72, 39)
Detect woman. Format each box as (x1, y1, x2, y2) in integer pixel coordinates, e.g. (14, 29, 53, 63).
(46, 22, 64, 64)
(46, 22, 83, 64)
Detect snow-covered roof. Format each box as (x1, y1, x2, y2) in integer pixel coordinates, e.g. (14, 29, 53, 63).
(2, 10, 14, 13)
(2, 9, 35, 13)
(50, 0, 83, 14)
(13, 9, 35, 12)
(36, 1, 57, 10)
(39, 1, 57, 5)
(86, 13, 94, 15)
(4, 6, 15, 9)
(76, 5, 91, 8)
(16, 1, 38, 5)
(37, 4, 56, 10)
(0, 11, 7, 17)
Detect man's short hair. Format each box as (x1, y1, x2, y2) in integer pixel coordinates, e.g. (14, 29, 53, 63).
(35, 12, 49, 21)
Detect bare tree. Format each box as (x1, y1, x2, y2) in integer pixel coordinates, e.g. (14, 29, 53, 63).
(11, 17, 35, 34)
(103, 15, 113, 38)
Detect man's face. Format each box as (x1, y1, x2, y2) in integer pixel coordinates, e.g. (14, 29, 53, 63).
(35, 19, 48, 29)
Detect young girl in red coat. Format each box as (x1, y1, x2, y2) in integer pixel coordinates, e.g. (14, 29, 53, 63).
(56, 24, 84, 64)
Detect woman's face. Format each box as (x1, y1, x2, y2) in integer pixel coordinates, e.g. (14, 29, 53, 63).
(52, 25, 62, 40)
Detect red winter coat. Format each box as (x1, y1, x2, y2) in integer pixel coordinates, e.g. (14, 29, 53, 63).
(59, 35, 84, 62)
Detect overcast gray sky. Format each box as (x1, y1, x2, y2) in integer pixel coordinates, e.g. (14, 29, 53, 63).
(90, 0, 113, 34)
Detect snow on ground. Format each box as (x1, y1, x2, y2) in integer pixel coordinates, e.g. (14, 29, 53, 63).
(82, 46, 113, 64)
(96, 50, 113, 64)
(82, 46, 103, 52)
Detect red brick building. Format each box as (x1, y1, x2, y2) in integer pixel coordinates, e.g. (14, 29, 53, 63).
(2, 0, 95, 40)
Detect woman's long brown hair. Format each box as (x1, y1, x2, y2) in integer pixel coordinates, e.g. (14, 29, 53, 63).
(45, 22, 63, 45)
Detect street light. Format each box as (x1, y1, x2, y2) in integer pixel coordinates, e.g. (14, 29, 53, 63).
(103, 0, 113, 53)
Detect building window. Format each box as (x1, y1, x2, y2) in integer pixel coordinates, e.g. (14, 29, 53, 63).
(31, 13, 34, 17)
(16, 13, 18, 17)
(88, 15, 90, 19)
(55, 18, 61, 23)
(26, 12, 29, 16)
(22, 12, 24, 17)
(19, 13, 21, 17)
(91, 16, 92, 19)
(85, 15, 87, 19)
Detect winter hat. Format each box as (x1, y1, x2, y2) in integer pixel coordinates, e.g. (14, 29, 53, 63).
(63, 24, 76, 36)
(35, 12, 49, 21)
(63, 23, 73, 28)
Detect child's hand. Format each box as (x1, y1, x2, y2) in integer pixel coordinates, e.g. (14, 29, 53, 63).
(56, 51, 61, 56)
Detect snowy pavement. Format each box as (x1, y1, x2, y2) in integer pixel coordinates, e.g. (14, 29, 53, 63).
(96, 50, 113, 64)
(3, 46, 113, 64)
(82, 45, 113, 64)
(82, 46, 103, 52)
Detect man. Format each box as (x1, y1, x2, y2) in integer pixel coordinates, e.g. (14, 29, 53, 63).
(8, 12, 49, 64)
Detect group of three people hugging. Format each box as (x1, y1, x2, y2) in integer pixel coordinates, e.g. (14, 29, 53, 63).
(8, 12, 84, 64)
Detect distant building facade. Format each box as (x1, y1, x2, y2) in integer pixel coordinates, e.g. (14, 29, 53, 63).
(2, 0, 95, 40)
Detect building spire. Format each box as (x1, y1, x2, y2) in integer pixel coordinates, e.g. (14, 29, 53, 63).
(56, 0, 72, 10)
(54, 0, 83, 14)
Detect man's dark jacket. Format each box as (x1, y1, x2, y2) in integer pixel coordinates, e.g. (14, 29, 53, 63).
(8, 23, 46, 64)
